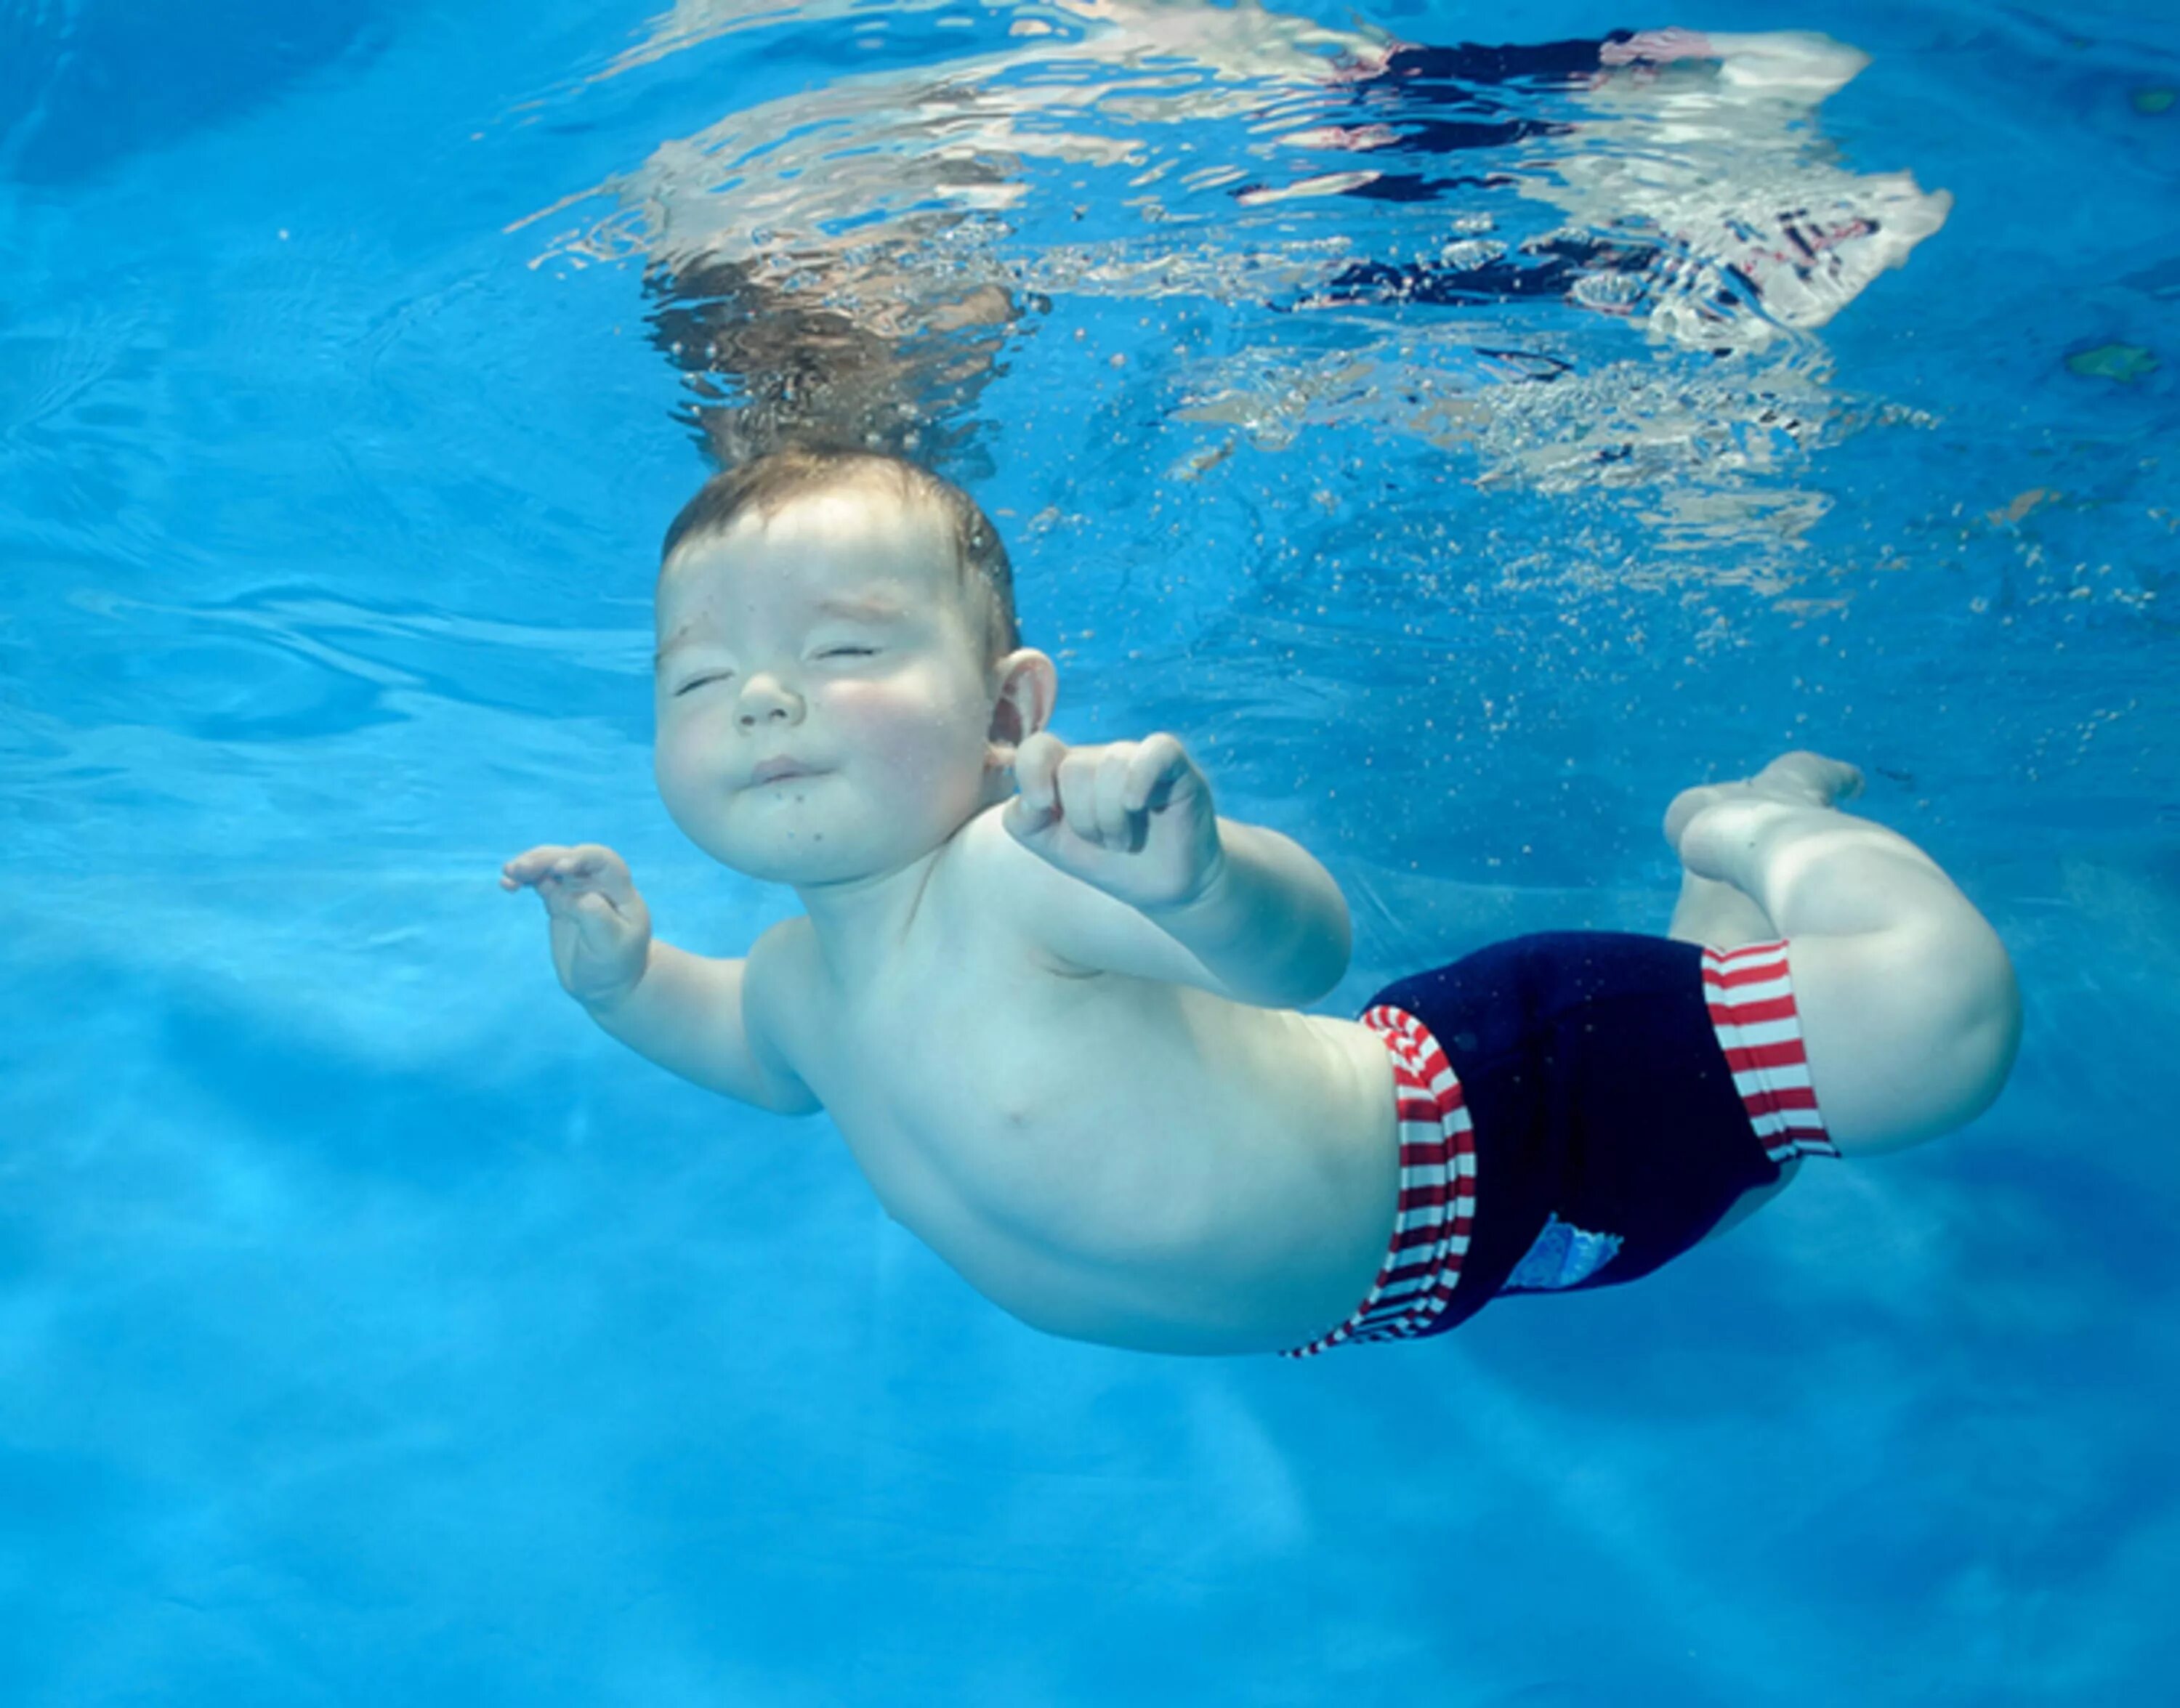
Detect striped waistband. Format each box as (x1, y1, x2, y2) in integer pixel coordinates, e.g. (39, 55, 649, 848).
(1281, 1005, 1477, 1359)
(1702, 940, 1838, 1163)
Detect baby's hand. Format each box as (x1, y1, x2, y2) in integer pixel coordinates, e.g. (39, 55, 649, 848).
(1002, 732, 1223, 912)
(500, 843, 653, 1010)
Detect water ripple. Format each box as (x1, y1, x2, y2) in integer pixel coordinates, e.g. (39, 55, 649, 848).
(520, 4, 1951, 506)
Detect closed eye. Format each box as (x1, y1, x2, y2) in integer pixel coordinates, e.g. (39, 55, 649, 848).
(816, 646, 877, 659)
(673, 671, 734, 696)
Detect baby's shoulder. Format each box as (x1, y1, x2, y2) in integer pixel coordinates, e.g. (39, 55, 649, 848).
(942, 802, 1090, 893)
(926, 806, 1052, 939)
(927, 804, 1214, 989)
(906, 809, 1083, 979)
(743, 913, 822, 1027)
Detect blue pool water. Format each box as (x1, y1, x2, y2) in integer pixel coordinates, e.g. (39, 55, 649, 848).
(4, 0, 2177, 1700)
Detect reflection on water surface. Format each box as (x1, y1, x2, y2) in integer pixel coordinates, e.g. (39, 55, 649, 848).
(516, 1, 1948, 547)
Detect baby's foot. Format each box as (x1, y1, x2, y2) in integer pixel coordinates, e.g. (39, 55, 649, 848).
(1666, 750, 1862, 877)
(1666, 749, 1862, 846)
(1663, 752, 1861, 944)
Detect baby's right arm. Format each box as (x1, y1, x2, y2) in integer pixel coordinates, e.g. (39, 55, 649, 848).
(500, 844, 820, 1116)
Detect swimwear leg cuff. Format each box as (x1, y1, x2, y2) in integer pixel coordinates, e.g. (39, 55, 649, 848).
(1281, 1005, 1475, 1359)
(1701, 942, 1838, 1162)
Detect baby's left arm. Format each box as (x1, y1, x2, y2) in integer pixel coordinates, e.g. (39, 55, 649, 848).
(997, 732, 1352, 1007)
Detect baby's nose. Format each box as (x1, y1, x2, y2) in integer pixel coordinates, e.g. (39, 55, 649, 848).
(735, 675, 804, 728)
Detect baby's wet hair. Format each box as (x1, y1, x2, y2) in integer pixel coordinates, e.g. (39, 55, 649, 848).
(661, 446, 1020, 663)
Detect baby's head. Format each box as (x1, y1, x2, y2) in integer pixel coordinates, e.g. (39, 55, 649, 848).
(661, 448, 1023, 667)
(651, 448, 1054, 886)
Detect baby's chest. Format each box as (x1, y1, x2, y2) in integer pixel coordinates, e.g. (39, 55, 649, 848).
(785, 960, 1059, 1123)
(774, 941, 1163, 1156)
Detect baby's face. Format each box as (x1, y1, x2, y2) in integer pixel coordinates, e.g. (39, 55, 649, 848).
(653, 488, 1004, 887)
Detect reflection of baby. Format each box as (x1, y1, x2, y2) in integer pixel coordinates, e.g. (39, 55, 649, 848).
(504, 449, 2020, 1356)
(605, 12, 1948, 461)
(1301, 27, 1953, 344)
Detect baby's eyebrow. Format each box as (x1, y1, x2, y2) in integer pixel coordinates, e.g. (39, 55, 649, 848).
(814, 594, 909, 621)
(650, 595, 907, 668)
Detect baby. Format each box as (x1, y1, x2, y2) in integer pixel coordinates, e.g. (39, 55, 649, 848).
(504, 448, 2021, 1357)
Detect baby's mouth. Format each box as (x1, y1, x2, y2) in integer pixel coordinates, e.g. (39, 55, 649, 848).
(748, 756, 822, 787)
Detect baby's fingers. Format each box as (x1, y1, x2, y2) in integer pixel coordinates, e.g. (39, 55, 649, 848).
(1122, 733, 1194, 814)
(502, 843, 636, 904)
(1012, 731, 1066, 811)
(501, 844, 578, 890)
(1003, 732, 1067, 843)
(1092, 748, 1137, 848)
(1054, 749, 1118, 844)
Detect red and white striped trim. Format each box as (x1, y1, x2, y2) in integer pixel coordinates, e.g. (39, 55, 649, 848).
(1702, 940, 1838, 1163)
(1282, 1005, 1477, 1359)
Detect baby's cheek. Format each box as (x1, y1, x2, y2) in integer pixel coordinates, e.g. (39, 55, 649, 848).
(653, 725, 719, 823)
(855, 705, 985, 788)
(831, 687, 954, 770)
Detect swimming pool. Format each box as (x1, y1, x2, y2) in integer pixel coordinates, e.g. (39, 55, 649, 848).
(4, 0, 2175, 1699)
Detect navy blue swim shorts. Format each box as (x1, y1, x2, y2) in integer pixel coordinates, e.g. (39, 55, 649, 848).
(1285, 931, 1836, 1356)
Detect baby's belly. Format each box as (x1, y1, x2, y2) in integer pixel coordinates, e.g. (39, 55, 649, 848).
(828, 997, 1402, 1354)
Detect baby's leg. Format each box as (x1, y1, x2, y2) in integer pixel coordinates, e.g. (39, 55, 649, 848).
(1667, 752, 2021, 1157)
(1666, 865, 1777, 950)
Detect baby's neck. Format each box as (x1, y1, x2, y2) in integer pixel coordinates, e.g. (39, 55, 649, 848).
(789, 783, 1001, 984)
(792, 843, 950, 987)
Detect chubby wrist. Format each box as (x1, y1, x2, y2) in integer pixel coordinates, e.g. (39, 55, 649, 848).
(577, 942, 655, 1019)
(1140, 838, 1232, 923)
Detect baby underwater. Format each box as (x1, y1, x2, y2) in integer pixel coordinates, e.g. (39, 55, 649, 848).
(504, 449, 2020, 1358)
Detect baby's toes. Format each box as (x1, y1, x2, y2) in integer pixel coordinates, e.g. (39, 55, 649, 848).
(1753, 750, 1863, 809)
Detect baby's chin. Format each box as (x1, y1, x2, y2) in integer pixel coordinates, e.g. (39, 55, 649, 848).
(702, 822, 951, 889)
(696, 827, 850, 886)
(673, 782, 985, 886)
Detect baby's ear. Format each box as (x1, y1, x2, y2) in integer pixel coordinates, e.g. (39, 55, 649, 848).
(988, 648, 1057, 754)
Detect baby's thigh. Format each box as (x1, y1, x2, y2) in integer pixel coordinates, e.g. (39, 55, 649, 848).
(1786, 925, 2014, 1157)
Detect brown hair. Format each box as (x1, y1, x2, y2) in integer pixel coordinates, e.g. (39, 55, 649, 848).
(661, 447, 1020, 662)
